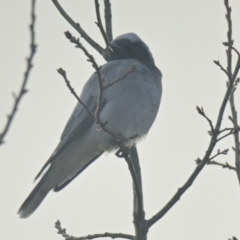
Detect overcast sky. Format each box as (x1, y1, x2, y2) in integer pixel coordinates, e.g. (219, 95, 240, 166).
(1, 0, 240, 240)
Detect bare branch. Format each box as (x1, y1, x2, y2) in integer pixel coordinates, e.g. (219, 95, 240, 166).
(115, 146, 143, 211)
(0, 0, 37, 146)
(219, 127, 236, 133)
(55, 220, 73, 239)
(196, 106, 215, 135)
(76, 233, 134, 240)
(223, 0, 240, 184)
(116, 144, 147, 239)
(57, 68, 95, 119)
(94, 0, 110, 52)
(224, 0, 233, 78)
(64, 31, 100, 73)
(209, 148, 229, 161)
(103, 64, 136, 89)
(213, 60, 230, 77)
(128, 146, 146, 239)
(103, 0, 113, 41)
(217, 127, 240, 142)
(55, 220, 134, 240)
(52, 0, 105, 57)
(208, 160, 236, 171)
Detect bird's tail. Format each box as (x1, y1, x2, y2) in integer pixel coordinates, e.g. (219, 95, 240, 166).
(18, 172, 52, 218)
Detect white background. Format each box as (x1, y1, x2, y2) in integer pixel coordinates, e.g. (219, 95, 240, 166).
(1, 0, 240, 239)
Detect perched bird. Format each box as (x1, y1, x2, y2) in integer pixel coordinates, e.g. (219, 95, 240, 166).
(18, 33, 162, 218)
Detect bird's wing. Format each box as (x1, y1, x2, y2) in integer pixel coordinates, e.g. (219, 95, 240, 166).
(53, 150, 103, 192)
(34, 73, 100, 181)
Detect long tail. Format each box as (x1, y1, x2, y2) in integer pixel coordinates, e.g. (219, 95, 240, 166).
(18, 172, 52, 218)
(18, 151, 104, 218)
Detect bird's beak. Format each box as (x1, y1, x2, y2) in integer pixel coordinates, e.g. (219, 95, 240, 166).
(109, 42, 123, 54)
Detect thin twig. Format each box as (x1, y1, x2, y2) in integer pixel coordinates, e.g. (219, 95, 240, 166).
(103, 0, 113, 41)
(103, 64, 136, 89)
(213, 60, 230, 78)
(56, 220, 134, 240)
(224, 0, 240, 184)
(208, 160, 236, 171)
(209, 148, 229, 161)
(64, 31, 100, 73)
(231, 46, 240, 56)
(217, 128, 239, 142)
(76, 233, 134, 240)
(196, 106, 215, 135)
(0, 0, 37, 146)
(225, 0, 233, 78)
(219, 127, 236, 134)
(57, 68, 95, 119)
(94, 0, 110, 50)
(52, 0, 105, 57)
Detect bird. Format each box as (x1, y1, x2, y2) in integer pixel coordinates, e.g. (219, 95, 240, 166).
(18, 33, 162, 218)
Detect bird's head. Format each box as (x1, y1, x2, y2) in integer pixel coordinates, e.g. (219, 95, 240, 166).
(107, 33, 155, 65)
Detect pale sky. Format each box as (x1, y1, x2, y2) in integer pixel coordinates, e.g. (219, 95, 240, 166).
(1, 0, 240, 240)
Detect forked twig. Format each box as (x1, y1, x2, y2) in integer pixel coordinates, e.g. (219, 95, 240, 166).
(196, 106, 215, 135)
(52, 0, 105, 57)
(213, 60, 230, 77)
(57, 68, 95, 119)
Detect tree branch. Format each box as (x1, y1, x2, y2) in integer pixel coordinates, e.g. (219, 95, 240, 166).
(76, 233, 134, 240)
(208, 160, 236, 171)
(224, 0, 240, 185)
(55, 220, 134, 240)
(217, 128, 239, 142)
(103, 64, 136, 89)
(146, 0, 239, 228)
(213, 60, 230, 78)
(103, 0, 113, 41)
(56, 68, 95, 119)
(130, 146, 147, 240)
(0, 0, 37, 146)
(94, 0, 110, 50)
(196, 106, 215, 135)
(116, 144, 146, 240)
(52, 0, 105, 57)
(209, 148, 229, 161)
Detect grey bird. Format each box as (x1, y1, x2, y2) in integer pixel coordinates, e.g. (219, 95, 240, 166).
(18, 33, 162, 218)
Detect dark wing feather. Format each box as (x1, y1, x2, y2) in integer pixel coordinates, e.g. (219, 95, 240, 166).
(34, 95, 96, 181)
(53, 151, 104, 192)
